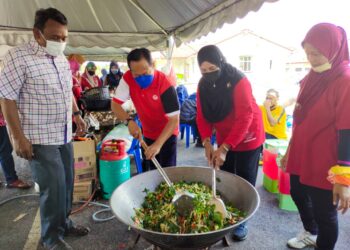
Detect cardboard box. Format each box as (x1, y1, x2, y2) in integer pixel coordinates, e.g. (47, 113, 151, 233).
(73, 180, 93, 202)
(73, 140, 97, 182)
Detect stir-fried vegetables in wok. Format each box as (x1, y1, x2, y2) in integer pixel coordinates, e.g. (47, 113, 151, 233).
(133, 182, 246, 234)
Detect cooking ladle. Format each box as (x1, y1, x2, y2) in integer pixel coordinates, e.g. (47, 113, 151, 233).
(209, 167, 228, 218)
(140, 141, 195, 216)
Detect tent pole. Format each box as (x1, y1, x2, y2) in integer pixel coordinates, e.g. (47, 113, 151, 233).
(163, 35, 175, 75)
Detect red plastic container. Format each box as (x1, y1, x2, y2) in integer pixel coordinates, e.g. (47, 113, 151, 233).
(278, 168, 291, 195)
(262, 149, 279, 180)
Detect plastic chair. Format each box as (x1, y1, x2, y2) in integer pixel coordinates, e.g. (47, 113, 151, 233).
(179, 123, 195, 148)
(262, 149, 279, 180)
(210, 134, 216, 145)
(127, 138, 143, 174)
(287, 115, 293, 129)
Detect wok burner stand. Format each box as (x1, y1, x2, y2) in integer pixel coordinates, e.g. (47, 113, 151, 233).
(133, 234, 231, 250)
(150, 246, 210, 250)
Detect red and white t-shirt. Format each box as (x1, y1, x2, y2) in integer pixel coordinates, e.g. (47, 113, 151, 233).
(113, 70, 179, 140)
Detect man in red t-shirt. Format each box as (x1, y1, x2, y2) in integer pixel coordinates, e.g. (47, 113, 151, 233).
(111, 48, 180, 171)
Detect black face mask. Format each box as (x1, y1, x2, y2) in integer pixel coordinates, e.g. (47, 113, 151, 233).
(88, 70, 95, 76)
(202, 69, 221, 83)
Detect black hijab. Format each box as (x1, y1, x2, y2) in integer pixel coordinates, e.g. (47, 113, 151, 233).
(197, 45, 244, 123)
(107, 61, 123, 88)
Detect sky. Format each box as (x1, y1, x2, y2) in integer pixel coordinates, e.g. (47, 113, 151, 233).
(180, 0, 350, 102)
(187, 0, 350, 51)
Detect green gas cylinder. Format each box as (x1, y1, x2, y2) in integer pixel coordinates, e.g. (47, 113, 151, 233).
(99, 139, 130, 199)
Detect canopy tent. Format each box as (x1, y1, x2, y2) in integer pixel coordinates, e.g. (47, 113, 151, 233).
(0, 0, 277, 60)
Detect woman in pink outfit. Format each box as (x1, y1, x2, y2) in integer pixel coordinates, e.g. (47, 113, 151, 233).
(283, 23, 350, 250)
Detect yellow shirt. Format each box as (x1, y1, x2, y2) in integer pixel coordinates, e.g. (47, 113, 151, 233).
(260, 105, 287, 139)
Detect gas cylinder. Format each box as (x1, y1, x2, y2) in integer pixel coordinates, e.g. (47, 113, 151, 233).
(99, 139, 130, 199)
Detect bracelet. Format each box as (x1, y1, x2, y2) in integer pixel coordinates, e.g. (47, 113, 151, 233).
(73, 110, 82, 116)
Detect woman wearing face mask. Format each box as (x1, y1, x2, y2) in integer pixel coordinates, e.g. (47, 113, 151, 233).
(196, 45, 264, 241)
(81, 62, 102, 91)
(68, 54, 85, 101)
(281, 23, 350, 250)
(104, 61, 123, 91)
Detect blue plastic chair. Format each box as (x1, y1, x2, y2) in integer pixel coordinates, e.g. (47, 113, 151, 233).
(127, 138, 143, 174)
(126, 115, 143, 174)
(287, 115, 293, 129)
(211, 134, 216, 145)
(180, 123, 195, 148)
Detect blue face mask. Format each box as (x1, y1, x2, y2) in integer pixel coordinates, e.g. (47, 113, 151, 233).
(111, 69, 119, 75)
(134, 74, 154, 89)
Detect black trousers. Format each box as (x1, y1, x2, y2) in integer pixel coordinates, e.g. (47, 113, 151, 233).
(220, 146, 262, 186)
(0, 126, 18, 184)
(290, 175, 338, 250)
(142, 135, 177, 172)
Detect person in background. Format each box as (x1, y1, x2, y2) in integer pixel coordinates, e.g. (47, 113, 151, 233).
(282, 23, 350, 250)
(100, 68, 108, 83)
(176, 84, 189, 107)
(80, 62, 102, 90)
(180, 92, 202, 147)
(196, 45, 264, 241)
(0, 106, 31, 188)
(0, 8, 89, 250)
(111, 48, 180, 172)
(104, 61, 123, 91)
(68, 54, 85, 101)
(260, 89, 287, 139)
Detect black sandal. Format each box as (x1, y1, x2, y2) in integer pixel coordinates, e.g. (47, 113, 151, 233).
(64, 225, 90, 237)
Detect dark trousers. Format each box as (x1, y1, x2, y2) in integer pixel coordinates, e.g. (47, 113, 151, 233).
(142, 135, 177, 172)
(265, 133, 278, 139)
(30, 143, 74, 247)
(290, 175, 338, 250)
(0, 126, 18, 184)
(221, 146, 262, 186)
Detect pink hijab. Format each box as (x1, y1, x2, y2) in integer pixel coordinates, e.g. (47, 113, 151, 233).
(69, 59, 80, 75)
(294, 23, 350, 125)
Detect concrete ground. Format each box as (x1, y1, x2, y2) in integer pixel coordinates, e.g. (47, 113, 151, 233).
(0, 138, 350, 250)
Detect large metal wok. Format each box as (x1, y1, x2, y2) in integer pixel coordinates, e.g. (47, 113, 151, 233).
(110, 166, 260, 250)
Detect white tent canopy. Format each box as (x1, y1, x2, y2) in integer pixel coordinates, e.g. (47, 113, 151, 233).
(0, 0, 277, 60)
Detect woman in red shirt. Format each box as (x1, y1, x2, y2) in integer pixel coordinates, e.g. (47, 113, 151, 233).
(196, 45, 265, 241)
(80, 62, 102, 90)
(283, 23, 350, 250)
(69, 58, 83, 101)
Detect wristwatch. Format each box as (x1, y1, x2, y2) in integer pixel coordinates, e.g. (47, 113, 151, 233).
(73, 110, 82, 117)
(123, 117, 133, 126)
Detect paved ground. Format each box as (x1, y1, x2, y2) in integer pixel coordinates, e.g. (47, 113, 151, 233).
(1, 138, 350, 250)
